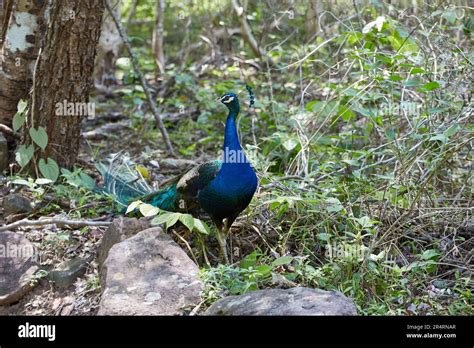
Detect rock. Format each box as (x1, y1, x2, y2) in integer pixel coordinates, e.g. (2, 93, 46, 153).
(98, 227, 202, 315)
(159, 158, 197, 171)
(0, 133, 7, 172)
(48, 257, 88, 287)
(205, 287, 357, 316)
(2, 193, 33, 216)
(97, 217, 149, 269)
(0, 232, 39, 305)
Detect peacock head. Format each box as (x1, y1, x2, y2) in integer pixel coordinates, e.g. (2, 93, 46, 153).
(219, 92, 240, 114)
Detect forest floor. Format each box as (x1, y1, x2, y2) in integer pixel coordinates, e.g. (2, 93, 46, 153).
(1, 80, 472, 316)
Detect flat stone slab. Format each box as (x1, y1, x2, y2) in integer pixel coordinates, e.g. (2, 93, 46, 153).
(98, 227, 202, 315)
(0, 232, 39, 305)
(205, 287, 357, 315)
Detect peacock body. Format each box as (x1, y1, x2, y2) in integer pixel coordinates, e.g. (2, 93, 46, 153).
(98, 90, 258, 262)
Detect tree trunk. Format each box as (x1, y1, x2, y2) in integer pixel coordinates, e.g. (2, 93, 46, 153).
(94, 0, 122, 90)
(0, 0, 4, 39)
(0, 0, 48, 127)
(152, 0, 165, 75)
(25, 0, 104, 169)
(0, 0, 14, 45)
(306, 1, 323, 41)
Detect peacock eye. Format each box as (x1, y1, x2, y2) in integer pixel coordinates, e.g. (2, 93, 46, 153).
(222, 96, 234, 103)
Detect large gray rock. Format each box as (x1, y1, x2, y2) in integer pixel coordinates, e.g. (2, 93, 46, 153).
(205, 287, 357, 316)
(97, 217, 149, 269)
(98, 227, 202, 315)
(0, 232, 39, 305)
(0, 133, 7, 172)
(2, 193, 32, 216)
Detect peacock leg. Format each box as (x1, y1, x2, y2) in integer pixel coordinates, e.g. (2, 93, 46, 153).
(213, 218, 229, 263)
(216, 227, 229, 263)
(225, 215, 238, 264)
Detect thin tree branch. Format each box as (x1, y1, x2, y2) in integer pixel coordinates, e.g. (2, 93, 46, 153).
(232, 0, 272, 64)
(0, 123, 19, 139)
(104, 0, 175, 156)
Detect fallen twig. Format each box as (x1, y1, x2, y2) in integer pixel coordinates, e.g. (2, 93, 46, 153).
(0, 218, 111, 232)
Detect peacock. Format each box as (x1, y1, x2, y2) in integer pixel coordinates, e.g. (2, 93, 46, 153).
(97, 86, 258, 262)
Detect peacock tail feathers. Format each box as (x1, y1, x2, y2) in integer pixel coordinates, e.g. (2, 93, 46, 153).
(96, 154, 221, 213)
(95, 153, 153, 207)
(140, 183, 179, 211)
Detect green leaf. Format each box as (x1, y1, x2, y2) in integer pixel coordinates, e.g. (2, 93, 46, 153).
(126, 200, 143, 214)
(419, 81, 440, 92)
(325, 197, 344, 213)
(12, 100, 28, 132)
(38, 157, 60, 182)
(386, 129, 396, 140)
(240, 251, 258, 268)
(403, 79, 421, 87)
(307, 100, 338, 117)
(150, 212, 180, 229)
(78, 172, 96, 189)
(272, 256, 293, 267)
(15, 145, 34, 167)
(12, 112, 26, 132)
(282, 138, 298, 151)
(318, 233, 330, 241)
(389, 74, 403, 81)
(139, 203, 160, 217)
(420, 249, 440, 261)
(255, 265, 272, 278)
(151, 212, 173, 226)
(444, 124, 459, 138)
(429, 134, 448, 143)
(353, 215, 375, 229)
(193, 218, 211, 235)
(165, 212, 180, 229)
(338, 105, 355, 121)
(410, 67, 425, 74)
(388, 31, 419, 54)
(10, 178, 33, 187)
(442, 9, 457, 24)
(29, 127, 48, 150)
(17, 99, 28, 113)
(35, 178, 53, 185)
(179, 213, 195, 231)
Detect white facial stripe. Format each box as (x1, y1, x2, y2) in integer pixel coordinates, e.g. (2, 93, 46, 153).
(223, 96, 234, 103)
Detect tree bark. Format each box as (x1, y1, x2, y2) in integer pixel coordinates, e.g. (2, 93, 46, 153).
(152, 0, 165, 75)
(0, 0, 4, 39)
(306, 1, 323, 41)
(25, 0, 104, 169)
(0, 0, 48, 127)
(94, 0, 122, 89)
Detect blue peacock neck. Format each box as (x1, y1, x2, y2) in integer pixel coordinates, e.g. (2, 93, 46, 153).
(223, 109, 242, 153)
(221, 105, 251, 170)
